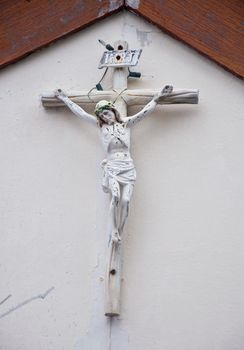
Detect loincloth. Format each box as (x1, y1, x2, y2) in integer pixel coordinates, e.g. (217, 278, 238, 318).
(101, 157, 136, 196)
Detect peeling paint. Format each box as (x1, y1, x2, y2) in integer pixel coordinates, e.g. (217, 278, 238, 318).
(98, 7, 107, 18)
(109, 0, 121, 12)
(126, 0, 140, 9)
(0, 287, 54, 320)
(136, 29, 152, 47)
(122, 18, 158, 47)
(60, 1, 85, 25)
(9, 32, 38, 53)
(98, 0, 122, 18)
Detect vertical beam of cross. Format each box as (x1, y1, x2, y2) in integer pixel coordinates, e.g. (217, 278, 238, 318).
(104, 40, 129, 316)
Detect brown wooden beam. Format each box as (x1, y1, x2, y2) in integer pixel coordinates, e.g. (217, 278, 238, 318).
(126, 0, 244, 79)
(0, 0, 123, 69)
(0, 1, 243, 78)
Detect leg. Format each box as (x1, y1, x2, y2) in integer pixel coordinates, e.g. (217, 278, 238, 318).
(119, 183, 134, 236)
(108, 178, 121, 243)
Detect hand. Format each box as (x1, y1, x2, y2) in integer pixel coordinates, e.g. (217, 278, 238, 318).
(162, 85, 173, 94)
(154, 85, 173, 103)
(54, 88, 67, 100)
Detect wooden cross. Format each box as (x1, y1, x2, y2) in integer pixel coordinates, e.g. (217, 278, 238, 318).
(41, 40, 198, 317)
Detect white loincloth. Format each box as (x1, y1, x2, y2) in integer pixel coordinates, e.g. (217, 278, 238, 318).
(101, 157, 136, 197)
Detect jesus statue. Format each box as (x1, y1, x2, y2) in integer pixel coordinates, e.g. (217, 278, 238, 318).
(54, 85, 173, 245)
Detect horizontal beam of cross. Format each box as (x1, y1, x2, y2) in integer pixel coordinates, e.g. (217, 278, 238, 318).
(41, 89, 199, 107)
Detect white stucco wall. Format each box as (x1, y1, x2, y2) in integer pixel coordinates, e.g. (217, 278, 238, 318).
(0, 11, 244, 350)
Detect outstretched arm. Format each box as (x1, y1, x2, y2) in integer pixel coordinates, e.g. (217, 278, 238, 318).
(55, 89, 97, 125)
(125, 85, 173, 127)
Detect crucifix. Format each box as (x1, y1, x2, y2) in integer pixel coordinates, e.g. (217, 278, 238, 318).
(41, 40, 198, 317)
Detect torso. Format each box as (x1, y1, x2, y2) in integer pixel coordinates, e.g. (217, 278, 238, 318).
(100, 122, 131, 159)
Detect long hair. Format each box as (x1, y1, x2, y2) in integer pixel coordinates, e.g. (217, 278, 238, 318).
(97, 107, 123, 128)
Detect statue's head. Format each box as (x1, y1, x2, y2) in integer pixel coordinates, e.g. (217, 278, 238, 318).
(95, 100, 122, 127)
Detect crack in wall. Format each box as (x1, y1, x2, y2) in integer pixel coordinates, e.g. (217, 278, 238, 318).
(0, 287, 54, 320)
(0, 294, 12, 306)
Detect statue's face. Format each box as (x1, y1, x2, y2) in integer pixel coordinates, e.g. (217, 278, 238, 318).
(99, 109, 116, 124)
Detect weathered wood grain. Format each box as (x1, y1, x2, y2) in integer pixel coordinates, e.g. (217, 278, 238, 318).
(0, 1, 243, 78)
(0, 0, 123, 69)
(126, 0, 244, 78)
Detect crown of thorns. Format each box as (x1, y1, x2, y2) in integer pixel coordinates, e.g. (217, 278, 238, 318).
(95, 101, 115, 115)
